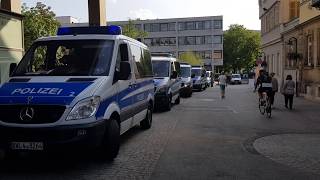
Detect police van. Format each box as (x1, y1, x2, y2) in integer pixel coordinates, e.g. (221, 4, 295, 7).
(0, 26, 154, 160)
(191, 66, 207, 91)
(152, 53, 181, 111)
(180, 62, 193, 97)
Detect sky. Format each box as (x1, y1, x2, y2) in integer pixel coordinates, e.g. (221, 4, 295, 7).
(21, 0, 261, 30)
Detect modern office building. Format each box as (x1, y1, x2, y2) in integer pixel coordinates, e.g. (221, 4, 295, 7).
(110, 16, 224, 71)
(58, 16, 224, 71)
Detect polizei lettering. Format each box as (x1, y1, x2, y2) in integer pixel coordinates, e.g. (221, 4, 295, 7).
(11, 88, 64, 95)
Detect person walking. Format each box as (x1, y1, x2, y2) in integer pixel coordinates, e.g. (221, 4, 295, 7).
(283, 75, 295, 110)
(270, 73, 278, 107)
(218, 72, 227, 99)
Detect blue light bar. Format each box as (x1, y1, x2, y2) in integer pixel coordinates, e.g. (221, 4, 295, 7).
(57, 25, 122, 36)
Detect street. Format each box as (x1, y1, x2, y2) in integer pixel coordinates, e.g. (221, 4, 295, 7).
(1, 84, 320, 180)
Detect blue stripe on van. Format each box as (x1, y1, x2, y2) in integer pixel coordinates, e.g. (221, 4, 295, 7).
(95, 79, 154, 119)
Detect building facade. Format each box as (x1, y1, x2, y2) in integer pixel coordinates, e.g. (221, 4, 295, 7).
(110, 16, 224, 71)
(0, 0, 23, 84)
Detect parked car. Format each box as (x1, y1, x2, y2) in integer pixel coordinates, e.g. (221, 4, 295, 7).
(180, 62, 193, 97)
(230, 74, 242, 84)
(152, 54, 182, 111)
(0, 26, 154, 160)
(191, 66, 207, 91)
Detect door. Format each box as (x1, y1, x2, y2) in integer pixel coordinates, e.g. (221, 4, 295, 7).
(115, 42, 134, 134)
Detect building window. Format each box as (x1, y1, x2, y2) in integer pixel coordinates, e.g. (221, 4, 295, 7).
(169, 37, 176, 46)
(289, 0, 300, 20)
(186, 22, 195, 30)
(204, 21, 211, 29)
(205, 36, 212, 44)
(213, 50, 222, 59)
(195, 21, 204, 30)
(213, 35, 222, 44)
(186, 36, 195, 45)
(144, 24, 151, 32)
(205, 51, 212, 59)
(135, 24, 142, 30)
(196, 36, 205, 45)
(178, 22, 185, 31)
(169, 23, 176, 31)
(151, 23, 160, 32)
(178, 37, 185, 45)
(144, 38, 152, 47)
(307, 33, 313, 66)
(213, 20, 223, 29)
(160, 23, 168, 31)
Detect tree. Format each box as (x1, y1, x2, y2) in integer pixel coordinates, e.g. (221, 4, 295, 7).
(22, 2, 60, 51)
(122, 19, 148, 39)
(223, 24, 261, 73)
(178, 51, 203, 66)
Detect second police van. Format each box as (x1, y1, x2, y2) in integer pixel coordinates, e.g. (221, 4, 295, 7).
(179, 62, 193, 97)
(0, 26, 154, 160)
(152, 53, 182, 111)
(191, 66, 207, 91)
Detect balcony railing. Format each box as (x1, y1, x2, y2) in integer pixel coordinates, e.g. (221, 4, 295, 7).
(312, 0, 320, 8)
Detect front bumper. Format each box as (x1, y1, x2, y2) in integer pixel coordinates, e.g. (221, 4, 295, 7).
(180, 86, 193, 95)
(0, 120, 107, 152)
(154, 93, 170, 108)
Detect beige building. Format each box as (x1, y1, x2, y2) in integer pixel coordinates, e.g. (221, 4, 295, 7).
(259, 0, 284, 82)
(0, 0, 23, 84)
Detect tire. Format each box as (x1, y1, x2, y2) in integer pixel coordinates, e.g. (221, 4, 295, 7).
(259, 98, 266, 115)
(97, 118, 120, 161)
(140, 105, 152, 129)
(266, 100, 272, 118)
(175, 95, 180, 105)
(164, 95, 172, 111)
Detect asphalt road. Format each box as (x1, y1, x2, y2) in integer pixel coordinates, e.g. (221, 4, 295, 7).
(0, 84, 320, 180)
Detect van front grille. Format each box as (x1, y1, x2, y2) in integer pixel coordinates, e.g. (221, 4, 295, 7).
(0, 105, 66, 124)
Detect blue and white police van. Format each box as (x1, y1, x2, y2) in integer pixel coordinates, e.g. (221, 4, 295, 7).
(151, 53, 181, 111)
(0, 26, 154, 160)
(191, 66, 207, 91)
(179, 62, 193, 97)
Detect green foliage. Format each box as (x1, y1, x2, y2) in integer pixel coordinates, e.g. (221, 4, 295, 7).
(223, 24, 261, 73)
(179, 51, 203, 66)
(122, 19, 148, 39)
(22, 2, 60, 51)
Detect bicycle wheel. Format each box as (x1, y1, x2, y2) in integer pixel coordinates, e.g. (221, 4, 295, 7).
(259, 98, 266, 115)
(266, 99, 272, 118)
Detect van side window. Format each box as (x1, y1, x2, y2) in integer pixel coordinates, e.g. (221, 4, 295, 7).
(130, 45, 153, 78)
(115, 43, 130, 79)
(171, 62, 175, 75)
(174, 62, 181, 77)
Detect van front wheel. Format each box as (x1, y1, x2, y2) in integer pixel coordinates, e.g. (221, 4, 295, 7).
(98, 118, 120, 161)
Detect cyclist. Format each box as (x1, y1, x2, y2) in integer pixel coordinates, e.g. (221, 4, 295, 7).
(254, 69, 272, 104)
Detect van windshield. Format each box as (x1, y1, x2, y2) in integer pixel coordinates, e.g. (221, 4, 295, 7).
(12, 40, 114, 76)
(152, 61, 170, 77)
(180, 67, 191, 78)
(232, 74, 241, 78)
(191, 69, 201, 76)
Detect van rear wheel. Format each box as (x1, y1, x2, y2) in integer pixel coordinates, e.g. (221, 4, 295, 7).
(97, 118, 120, 161)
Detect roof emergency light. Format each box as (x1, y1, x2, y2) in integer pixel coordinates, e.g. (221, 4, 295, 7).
(57, 25, 122, 36)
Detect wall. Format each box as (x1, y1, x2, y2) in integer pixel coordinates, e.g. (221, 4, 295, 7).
(300, 0, 320, 24)
(0, 10, 23, 83)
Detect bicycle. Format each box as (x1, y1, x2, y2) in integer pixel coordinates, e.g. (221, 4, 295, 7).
(258, 92, 272, 118)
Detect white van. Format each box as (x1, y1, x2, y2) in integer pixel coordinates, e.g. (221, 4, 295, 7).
(152, 54, 182, 111)
(0, 26, 154, 160)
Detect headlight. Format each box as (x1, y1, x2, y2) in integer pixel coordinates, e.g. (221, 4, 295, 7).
(66, 96, 100, 121)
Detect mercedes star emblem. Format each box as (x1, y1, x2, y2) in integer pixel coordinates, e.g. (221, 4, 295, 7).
(19, 107, 35, 121)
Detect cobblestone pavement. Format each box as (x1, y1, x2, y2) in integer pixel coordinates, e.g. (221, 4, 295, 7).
(254, 134, 320, 175)
(0, 110, 179, 180)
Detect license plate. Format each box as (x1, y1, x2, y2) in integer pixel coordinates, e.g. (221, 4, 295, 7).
(11, 142, 44, 151)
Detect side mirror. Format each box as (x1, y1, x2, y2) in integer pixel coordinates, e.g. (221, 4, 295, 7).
(118, 62, 131, 80)
(191, 74, 195, 78)
(9, 63, 17, 76)
(171, 71, 178, 79)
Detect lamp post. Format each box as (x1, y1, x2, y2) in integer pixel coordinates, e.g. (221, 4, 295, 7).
(287, 37, 299, 97)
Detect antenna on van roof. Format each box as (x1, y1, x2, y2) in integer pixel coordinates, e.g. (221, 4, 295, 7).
(151, 53, 175, 58)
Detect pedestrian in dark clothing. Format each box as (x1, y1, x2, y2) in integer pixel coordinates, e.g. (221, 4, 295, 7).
(270, 72, 278, 107)
(283, 75, 295, 110)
